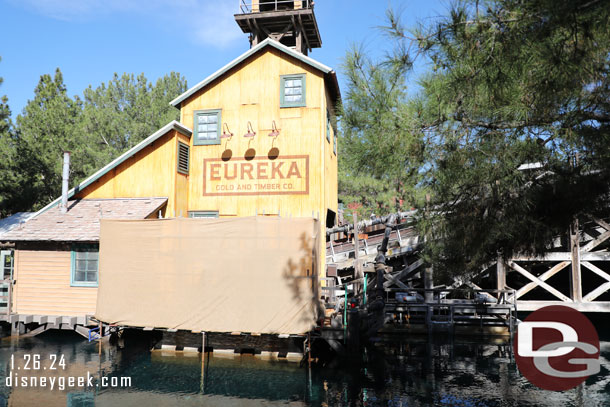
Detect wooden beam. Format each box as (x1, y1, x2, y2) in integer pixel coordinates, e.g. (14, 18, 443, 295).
(512, 252, 610, 261)
(581, 230, 610, 253)
(297, 14, 311, 52)
(510, 261, 570, 301)
(507, 261, 571, 302)
(581, 261, 610, 283)
(583, 282, 610, 302)
(383, 273, 410, 290)
(592, 216, 610, 232)
(383, 259, 424, 288)
(497, 255, 506, 291)
(516, 300, 610, 312)
(570, 219, 582, 301)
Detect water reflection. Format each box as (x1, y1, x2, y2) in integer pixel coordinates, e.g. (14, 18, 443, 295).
(0, 331, 607, 407)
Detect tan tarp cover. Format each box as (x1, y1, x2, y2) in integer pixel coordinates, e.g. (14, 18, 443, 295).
(95, 217, 320, 334)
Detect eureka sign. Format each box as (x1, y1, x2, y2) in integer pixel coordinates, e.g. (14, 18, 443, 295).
(203, 155, 309, 196)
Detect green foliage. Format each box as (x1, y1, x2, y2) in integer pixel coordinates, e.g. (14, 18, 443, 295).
(341, 0, 610, 281)
(79, 72, 186, 174)
(0, 67, 187, 216)
(0, 56, 18, 217)
(11, 69, 85, 212)
(338, 45, 427, 219)
(409, 0, 610, 280)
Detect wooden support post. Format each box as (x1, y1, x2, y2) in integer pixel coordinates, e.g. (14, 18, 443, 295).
(497, 255, 506, 301)
(570, 219, 583, 302)
(424, 266, 434, 303)
(200, 331, 206, 394)
(353, 212, 362, 293)
(98, 321, 103, 355)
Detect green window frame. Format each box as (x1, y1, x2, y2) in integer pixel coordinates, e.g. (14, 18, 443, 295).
(334, 133, 337, 155)
(177, 141, 190, 174)
(194, 109, 221, 145)
(326, 110, 331, 143)
(280, 74, 306, 108)
(188, 211, 219, 218)
(71, 244, 99, 287)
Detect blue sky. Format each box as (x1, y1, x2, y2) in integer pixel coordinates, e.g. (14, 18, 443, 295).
(0, 0, 447, 119)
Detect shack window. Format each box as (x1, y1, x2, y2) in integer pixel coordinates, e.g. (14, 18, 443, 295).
(194, 109, 221, 145)
(71, 245, 98, 287)
(177, 142, 190, 174)
(1, 250, 13, 280)
(280, 74, 306, 108)
(188, 211, 219, 218)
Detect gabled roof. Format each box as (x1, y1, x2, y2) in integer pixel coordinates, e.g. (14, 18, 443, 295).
(170, 38, 341, 108)
(27, 120, 191, 221)
(0, 212, 33, 237)
(0, 198, 167, 242)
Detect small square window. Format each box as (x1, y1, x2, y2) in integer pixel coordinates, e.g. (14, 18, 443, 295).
(280, 74, 306, 108)
(194, 110, 221, 145)
(71, 245, 98, 287)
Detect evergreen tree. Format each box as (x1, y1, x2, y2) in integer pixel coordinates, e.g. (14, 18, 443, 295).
(0, 56, 18, 217)
(79, 72, 187, 173)
(339, 45, 426, 219)
(383, 0, 610, 279)
(12, 69, 85, 212)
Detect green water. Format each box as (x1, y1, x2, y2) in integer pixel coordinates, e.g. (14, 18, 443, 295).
(0, 332, 608, 407)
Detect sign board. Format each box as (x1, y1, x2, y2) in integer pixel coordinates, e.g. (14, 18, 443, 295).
(203, 155, 309, 196)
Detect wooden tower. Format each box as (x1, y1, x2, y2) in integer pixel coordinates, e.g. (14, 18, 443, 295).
(234, 0, 322, 55)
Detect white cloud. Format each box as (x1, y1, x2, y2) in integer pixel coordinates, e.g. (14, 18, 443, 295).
(10, 0, 244, 48)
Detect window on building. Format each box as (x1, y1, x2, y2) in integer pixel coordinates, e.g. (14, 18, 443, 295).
(280, 74, 306, 108)
(194, 110, 221, 145)
(326, 110, 331, 143)
(177, 142, 190, 174)
(1, 250, 13, 280)
(334, 133, 337, 156)
(71, 245, 98, 287)
(188, 211, 219, 218)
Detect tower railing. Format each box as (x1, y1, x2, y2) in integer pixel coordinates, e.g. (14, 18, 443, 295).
(239, 0, 313, 14)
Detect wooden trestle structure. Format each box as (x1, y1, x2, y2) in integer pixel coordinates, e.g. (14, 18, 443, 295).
(319, 211, 610, 352)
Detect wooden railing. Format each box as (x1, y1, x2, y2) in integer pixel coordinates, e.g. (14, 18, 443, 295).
(239, 0, 313, 13)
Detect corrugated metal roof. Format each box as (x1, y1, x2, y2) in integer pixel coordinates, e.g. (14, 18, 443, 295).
(0, 198, 167, 242)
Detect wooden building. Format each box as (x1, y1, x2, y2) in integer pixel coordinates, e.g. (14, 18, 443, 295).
(0, 0, 340, 335)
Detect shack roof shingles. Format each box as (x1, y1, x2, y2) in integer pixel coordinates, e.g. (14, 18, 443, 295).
(0, 198, 167, 242)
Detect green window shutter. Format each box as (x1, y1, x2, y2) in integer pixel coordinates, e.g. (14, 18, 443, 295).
(177, 142, 190, 174)
(71, 244, 99, 287)
(194, 109, 222, 145)
(280, 74, 306, 108)
(188, 211, 219, 218)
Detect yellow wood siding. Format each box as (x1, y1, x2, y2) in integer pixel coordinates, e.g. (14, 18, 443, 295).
(180, 48, 332, 278)
(324, 89, 338, 220)
(13, 249, 97, 316)
(180, 48, 326, 219)
(74, 130, 180, 216)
